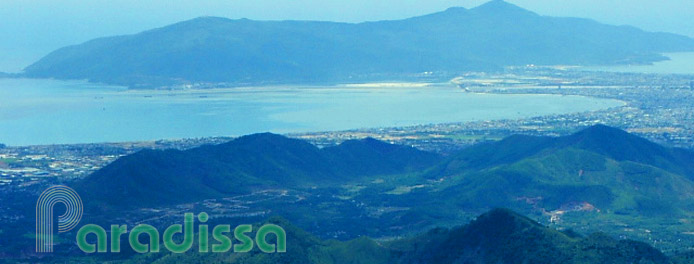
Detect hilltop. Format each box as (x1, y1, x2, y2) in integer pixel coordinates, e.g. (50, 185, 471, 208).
(75, 133, 442, 209)
(424, 124, 694, 216)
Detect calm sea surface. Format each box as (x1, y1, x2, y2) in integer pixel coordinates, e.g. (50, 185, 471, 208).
(0, 79, 624, 146)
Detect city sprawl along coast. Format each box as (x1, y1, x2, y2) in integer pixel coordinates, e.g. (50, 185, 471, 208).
(2, 67, 693, 188)
(4, 66, 694, 254)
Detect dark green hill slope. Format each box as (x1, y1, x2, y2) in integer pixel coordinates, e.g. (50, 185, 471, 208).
(394, 208, 670, 264)
(75, 133, 442, 209)
(433, 125, 694, 178)
(116, 209, 671, 264)
(426, 125, 694, 216)
(23, 0, 694, 87)
(560, 125, 694, 178)
(322, 137, 443, 176)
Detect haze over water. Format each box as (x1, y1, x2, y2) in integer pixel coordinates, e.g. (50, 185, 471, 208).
(583, 52, 694, 75)
(0, 79, 623, 146)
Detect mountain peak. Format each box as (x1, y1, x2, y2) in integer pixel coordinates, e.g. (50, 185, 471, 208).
(565, 124, 653, 150)
(228, 132, 306, 146)
(568, 124, 633, 142)
(223, 132, 323, 156)
(171, 16, 233, 26)
(435, 124, 694, 179)
(234, 132, 287, 142)
(471, 0, 537, 16)
(154, 16, 235, 33)
(560, 125, 687, 172)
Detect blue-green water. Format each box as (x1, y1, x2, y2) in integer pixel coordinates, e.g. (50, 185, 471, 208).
(583, 52, 694, 75)
(0, 79, 623, 146)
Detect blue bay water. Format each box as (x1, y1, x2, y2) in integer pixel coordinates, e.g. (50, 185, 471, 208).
(0, 78, 624, 146)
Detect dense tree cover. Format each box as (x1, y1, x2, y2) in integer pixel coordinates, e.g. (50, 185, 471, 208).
(10, 209, 678, 264)
(6, 125, 694, 262)
(75, 133, 442, 210)
(424, 125, 694, 217)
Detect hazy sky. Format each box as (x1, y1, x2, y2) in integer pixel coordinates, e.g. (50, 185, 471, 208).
(1, 0, 692, 72)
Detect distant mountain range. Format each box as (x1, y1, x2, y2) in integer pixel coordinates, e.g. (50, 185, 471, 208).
(52, 124, 694, 257)
(79, 124, 694, 222)
(23, 0, 694, 88)
(62, 125, 694, 256)
(75, 133, 442, 210)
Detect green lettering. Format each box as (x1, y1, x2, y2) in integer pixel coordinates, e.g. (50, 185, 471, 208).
(76, 224, 107, 253)
(256, 224, 286, 253)
(163, 213, 194, 253)
(110, 225, 127, 253)
(233, 224, 253, 252)
(212, 225, 232, 253)
(129, 224, 160, 253)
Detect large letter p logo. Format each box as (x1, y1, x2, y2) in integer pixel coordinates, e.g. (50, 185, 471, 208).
(36, 185, 83, 253)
